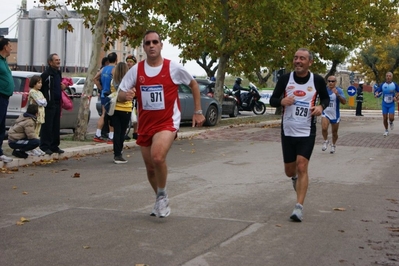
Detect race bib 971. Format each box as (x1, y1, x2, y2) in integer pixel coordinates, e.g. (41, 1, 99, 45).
(140, 85, 165, 110)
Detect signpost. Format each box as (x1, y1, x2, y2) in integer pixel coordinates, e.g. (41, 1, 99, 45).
(0, 28, 8, 37)
(347, 85, 357, 107)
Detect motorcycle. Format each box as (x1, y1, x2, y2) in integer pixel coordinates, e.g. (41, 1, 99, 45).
(228, 82, 266, 115)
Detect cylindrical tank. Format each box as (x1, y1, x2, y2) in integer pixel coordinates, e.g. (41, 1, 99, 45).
(17, 18, 34, 70)
(46, 8, 68, 18)
(50, 18, 66, 69)
(65, 18, 84, 71)
(28, 8, 46, 18)
(32, 18, 50, 70)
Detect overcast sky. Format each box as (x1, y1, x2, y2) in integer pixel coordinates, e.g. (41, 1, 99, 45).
(0, 0, 207, 76)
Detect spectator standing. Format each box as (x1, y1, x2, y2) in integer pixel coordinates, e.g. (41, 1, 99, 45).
(39, 53, 66, 155)
(269, 48, 329, 222)
(321, 75, 346, 154)
(118, 30, 205, 218)
(0, 37, 14, 163)
(28, 75, 47, 136)
(93, 52, 117, 143)
(374, 72, 399, 137)
(355, 81, 364, 116)
(126, 54, 138, 140)
(8, 104, 41, 158)
(110, 62, 132, 164)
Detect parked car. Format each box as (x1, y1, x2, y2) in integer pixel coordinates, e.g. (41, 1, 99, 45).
(195, 78, 238, 117)
(6, 71, 90, 133)
(71, 77, 98, 96)
(96, 84, 221, 126)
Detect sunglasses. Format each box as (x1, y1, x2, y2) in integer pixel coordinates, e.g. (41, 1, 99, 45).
(144, 40, 160, 46)
(327, 80, 336, 83)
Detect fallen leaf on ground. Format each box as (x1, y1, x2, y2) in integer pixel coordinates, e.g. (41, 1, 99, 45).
(73, 173, 80, 178)
(20, 217, 29, 222)
(333, 208, 346, 211)
(22, 191, 28, 195)
(83, 246, 90, 249)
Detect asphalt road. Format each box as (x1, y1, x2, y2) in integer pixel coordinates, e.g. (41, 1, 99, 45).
(1, 117, 398, 266)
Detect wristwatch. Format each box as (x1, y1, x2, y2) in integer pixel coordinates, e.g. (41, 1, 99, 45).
(194, 110, 203, 115)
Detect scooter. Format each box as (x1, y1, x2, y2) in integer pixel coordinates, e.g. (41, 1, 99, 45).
(228, 83, 266, 115)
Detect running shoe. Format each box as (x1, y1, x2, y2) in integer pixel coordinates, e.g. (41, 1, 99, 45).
(291, 176, 297, 191)
(114, 156, 127, 164)
(25, 150, 35, 156)
(93, 135, 106, 142)
(322, 140, 329, 151)
(106, 138, 113, 144)
(390, 122, 394, 130)
(155, 195, 170, 218)
(290, 203, 303, 222)
(383, 131, 389, 137)
(150, 206, 157, 217)
(330, 145, 336, 154)
(0, 154, 13, 163)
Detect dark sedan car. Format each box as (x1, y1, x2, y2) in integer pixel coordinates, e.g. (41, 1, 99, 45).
(195, 78, 238, 117)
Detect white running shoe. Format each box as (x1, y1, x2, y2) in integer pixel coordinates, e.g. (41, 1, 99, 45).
(0, 154, 13, 163)
(330, 145, 336, 154)
(25, 150, 35, 156)
(155, 195, 170, 218)
(290, 203, 303, 222)
(322, 140, 329, 151)
(390, 122, 394, 130)
(383, 131, 389, 137)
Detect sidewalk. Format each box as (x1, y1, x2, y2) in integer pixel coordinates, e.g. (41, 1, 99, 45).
(0, 109, 383, 169)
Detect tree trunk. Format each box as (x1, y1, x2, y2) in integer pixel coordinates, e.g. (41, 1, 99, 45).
(73, 0, 111, 141)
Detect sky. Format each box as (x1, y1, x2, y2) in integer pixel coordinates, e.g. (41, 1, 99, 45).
(0, 0, 207, 76)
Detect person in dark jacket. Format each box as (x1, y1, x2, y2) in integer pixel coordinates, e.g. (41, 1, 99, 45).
(0, 37, 14, 163)
(39, 53, 66, 155)
(355, 81, 364, 116)
(8, 104, 40, 158)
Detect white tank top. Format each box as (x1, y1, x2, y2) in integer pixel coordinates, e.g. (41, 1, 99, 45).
(283, 72, 317, 137)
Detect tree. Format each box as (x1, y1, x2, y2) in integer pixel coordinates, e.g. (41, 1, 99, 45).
(350, 12, 399, 84)
(39, 0, 164, 140)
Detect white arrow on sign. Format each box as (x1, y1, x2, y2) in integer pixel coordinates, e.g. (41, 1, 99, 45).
(348, 88, 356, 95)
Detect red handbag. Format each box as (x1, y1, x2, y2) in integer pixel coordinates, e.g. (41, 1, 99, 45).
(61, 89, 73, 111)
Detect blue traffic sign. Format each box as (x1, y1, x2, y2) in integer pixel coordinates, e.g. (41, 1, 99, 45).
(347, 85, 357, 97)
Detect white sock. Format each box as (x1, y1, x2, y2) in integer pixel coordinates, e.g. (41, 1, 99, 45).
(96, 129, 101, 137)
(108, 132, 114, 139)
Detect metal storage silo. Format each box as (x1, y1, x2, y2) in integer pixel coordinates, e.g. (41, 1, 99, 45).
(28, 7, 46, 18)
(65, 18, 84, 72)
(17, 18, 34, 71)
(50, 18, 66, 70)
(32, 18, 50, 71)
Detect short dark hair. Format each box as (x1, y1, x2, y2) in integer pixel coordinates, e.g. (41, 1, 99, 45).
(27, 104, 38, 115)
(0, 38, 10, 51)
(101, 57, 109, 68)
(47, 53, 58, 65)
(29, 75, 42, 88)
(107, 52, 117, 63)
(143, 30, 162, 44)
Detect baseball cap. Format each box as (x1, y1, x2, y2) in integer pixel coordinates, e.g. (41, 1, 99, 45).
(126, 55, 137, 63)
